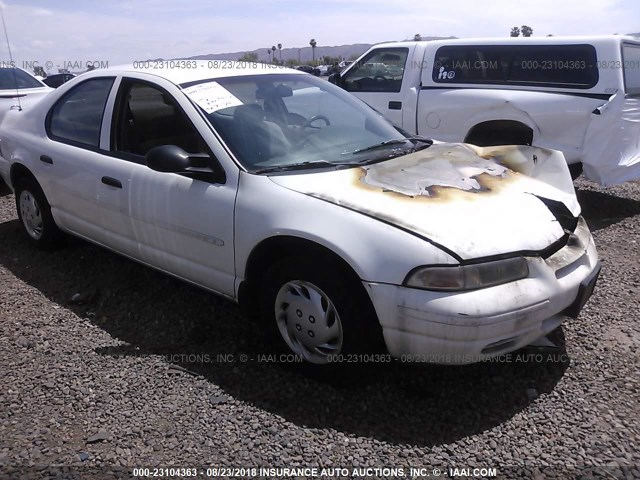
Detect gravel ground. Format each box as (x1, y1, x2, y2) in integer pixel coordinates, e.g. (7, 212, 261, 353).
(0, 177, 639, 480)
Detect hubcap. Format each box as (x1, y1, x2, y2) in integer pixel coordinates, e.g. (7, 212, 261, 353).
(274, 280, 343, 364)
(19, 190, 44, 240)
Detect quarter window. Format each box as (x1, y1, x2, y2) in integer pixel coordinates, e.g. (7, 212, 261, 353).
(47, 77, 115, 148)
(342, 48, 409, 93)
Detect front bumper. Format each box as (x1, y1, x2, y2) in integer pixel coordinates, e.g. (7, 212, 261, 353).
(365, 217, 599, 364)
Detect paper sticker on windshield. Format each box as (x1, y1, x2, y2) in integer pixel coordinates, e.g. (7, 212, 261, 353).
(183, 82, 242, 113)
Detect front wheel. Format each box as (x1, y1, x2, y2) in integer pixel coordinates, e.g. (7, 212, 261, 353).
(259, 255, 383, 365)
(15, 177, 64, 250)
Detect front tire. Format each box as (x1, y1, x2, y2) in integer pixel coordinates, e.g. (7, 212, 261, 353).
(15, 177, 64, 250)
(259, 255, 383, 365)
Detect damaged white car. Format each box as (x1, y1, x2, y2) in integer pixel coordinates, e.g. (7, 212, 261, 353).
(0, 64, 601, 364)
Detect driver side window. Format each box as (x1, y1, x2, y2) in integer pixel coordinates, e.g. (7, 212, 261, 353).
(113, 80, 208, 158)
(342, 48, 409, 93)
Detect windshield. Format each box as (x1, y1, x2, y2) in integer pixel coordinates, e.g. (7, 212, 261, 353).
(0, 68, 45, 90)
(181, 73, 423, 173)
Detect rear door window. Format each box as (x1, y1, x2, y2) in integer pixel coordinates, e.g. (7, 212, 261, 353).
(47, 77, 115, 148)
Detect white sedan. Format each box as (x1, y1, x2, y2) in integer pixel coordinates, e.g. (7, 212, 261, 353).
(0, 67, 52, 121)
(0, 62, 601, 365)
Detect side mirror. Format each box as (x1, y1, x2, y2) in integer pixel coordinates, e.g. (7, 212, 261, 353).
(328, 73, 343, 86)
(145, 145, 225, 183)
(145, 145, 192, 173)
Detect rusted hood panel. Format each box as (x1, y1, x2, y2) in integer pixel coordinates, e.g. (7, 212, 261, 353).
(269, 143, 581, 259)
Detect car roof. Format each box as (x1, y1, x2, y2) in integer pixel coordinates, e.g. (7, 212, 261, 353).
(374, 34, 640, 49)
(99, 61, 305, 86)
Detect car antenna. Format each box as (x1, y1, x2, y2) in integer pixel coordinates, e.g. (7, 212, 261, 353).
(0, 3, 22, 111)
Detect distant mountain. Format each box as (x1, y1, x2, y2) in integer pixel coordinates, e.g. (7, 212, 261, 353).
(185, 44, 370, 63)
(178, 36, 456, 64)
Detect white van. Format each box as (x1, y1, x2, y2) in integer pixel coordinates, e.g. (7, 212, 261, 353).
(331, 35, 640, 185)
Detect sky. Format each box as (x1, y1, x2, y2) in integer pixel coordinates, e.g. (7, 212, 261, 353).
(0, 0, 638, 72)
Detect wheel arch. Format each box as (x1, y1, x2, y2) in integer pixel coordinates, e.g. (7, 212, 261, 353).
(238, 235, 368, 311)
(10, 163, 37, 189)
(464, 119, 534, 146)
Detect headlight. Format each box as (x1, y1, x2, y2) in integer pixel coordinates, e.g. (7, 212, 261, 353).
(404, 257, 529, 291)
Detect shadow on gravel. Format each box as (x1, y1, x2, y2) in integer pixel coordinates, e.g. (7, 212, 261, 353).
(0, 219, 569, 447)
(576, 187, 640, 231)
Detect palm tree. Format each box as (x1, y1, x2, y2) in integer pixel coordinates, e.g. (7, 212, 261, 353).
(309, 38, 317, 62)
(271, 45, 277, 63)
(267, 49, 272, 62)
(277, 43, 282, 63)
(413, 33, 421, 41)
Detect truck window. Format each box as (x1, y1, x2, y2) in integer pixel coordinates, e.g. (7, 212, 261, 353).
(342, 48, 409, 93)
(433, 44, 598, 89)
(622, 43, 640, 95)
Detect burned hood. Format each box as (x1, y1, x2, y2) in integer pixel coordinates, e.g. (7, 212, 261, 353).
(269, 143, 581, 260)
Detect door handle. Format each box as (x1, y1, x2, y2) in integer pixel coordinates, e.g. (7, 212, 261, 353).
(40, 155, 53, 164)
(388, 101, 402, 110)
(101, 176, 122, 189)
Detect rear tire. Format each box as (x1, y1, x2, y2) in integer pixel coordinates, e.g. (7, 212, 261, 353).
(15, 177, 64, 250)
(259, 255, 383, 365)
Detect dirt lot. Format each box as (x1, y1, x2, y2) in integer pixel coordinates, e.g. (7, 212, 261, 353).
(0, 177, 639, 479)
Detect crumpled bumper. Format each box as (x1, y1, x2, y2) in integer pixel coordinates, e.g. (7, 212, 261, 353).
(365, 217, 600, 364)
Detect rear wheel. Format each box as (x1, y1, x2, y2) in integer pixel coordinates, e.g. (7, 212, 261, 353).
(259, 255, 383, 365)
(15, 177, 64, 250)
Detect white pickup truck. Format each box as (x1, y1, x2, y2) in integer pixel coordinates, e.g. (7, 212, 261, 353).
(330, 35, 640, 185)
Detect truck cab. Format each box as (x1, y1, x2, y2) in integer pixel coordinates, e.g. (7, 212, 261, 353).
(332, 35, 640, 185)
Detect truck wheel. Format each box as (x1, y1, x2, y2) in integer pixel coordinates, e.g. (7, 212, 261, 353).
(259, 255, 383, 365)
(15, 177, 64, 250)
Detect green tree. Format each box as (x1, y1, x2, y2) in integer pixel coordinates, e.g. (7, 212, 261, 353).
(521, 25, 533, 37)
(285, 59, 300, 67)
(510, 26, 520, 37)
(309, 38, 317, 61)
(238, 52, 258, 62)
(322, 55, 340, 65)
